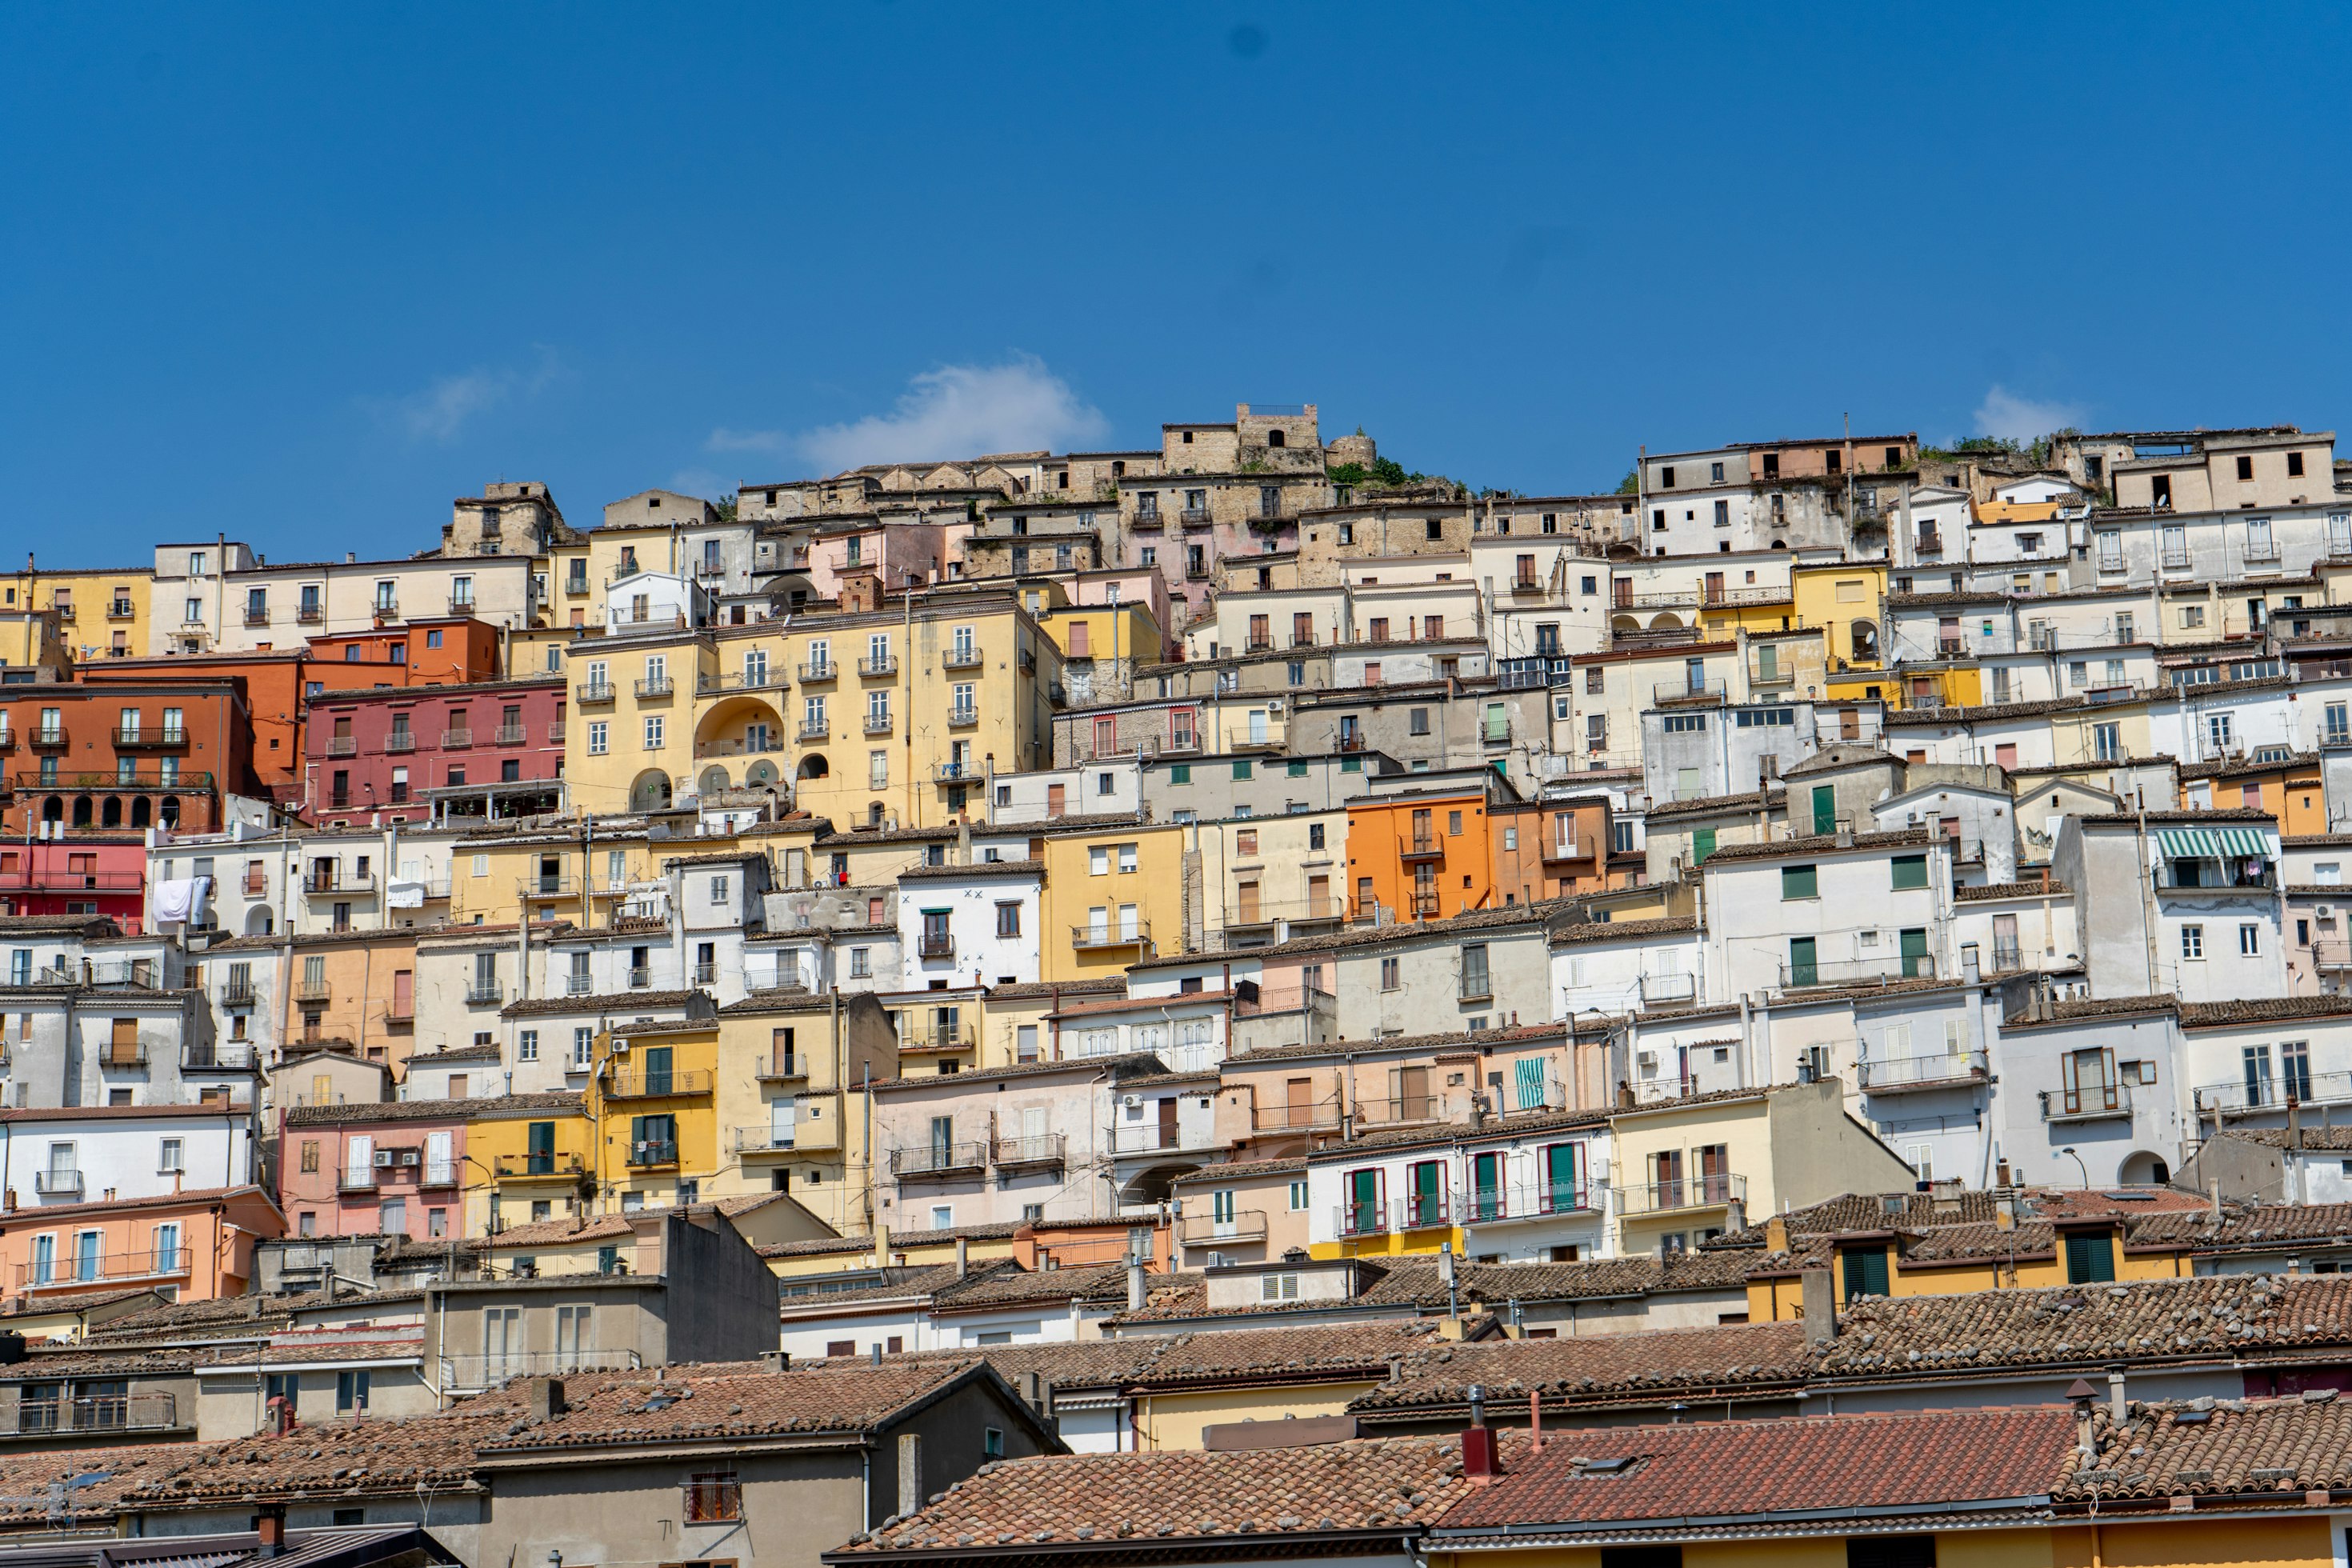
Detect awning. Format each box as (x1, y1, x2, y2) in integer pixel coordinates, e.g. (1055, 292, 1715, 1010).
(2157, 826, 2270, 858)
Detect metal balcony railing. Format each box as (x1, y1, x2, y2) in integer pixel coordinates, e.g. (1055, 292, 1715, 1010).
(1616, 1172, 1746, 1215)
(2194, 1070, 2352, 1113)
(465, 982, 503, 1006)
(221, 978, 258, 1006)
(634, 676, 674, 699)
(626, 966, 652, 989)
(576, 682, 615, 703)
(890, 1140, 988, 1178)
(993, 1134, 1066, 1169)
(494, 724, 527, 746)
(448, 595, 477, 615)
(18, 1246, 190, 1286)
(1458, 1182, 1594, 1223)
(798, 718, 830, 741)
(28, 727, 68, 750)
(798, 660, 837, 682)
(1653, 678, 1729, 706)
(1108, 1123, 1214, 1156)
(1334, 1194, 1450, 1237)
(628, 1140, 678, 1167)
(902, 1026, 963, 1052)
(858, 655, 898, 678)
(756, 1053, 807, 1081)
(31, 1170, 82, 1198)
(1070, 922, 1149, 950)
(1780, 954, 1936, 989)
(1179, 506, 1212, 527)
(15, 1392, 178, 1435)
(183, 1044, 257, 1070)
(1254, 1101, 1343, 1133)
(242, 607, 270, 626)
(1354, 1094, 1441, 1126)
(495, 1151, 586, 1178)
(1403, 830, 1443, 860)
(1858, 1050, 1989, 1093)
(734, 1126, 797, 1154)
(916, 934, 955, 961)
(1178, 1209, 1267, 1244)
(606, 1070, 711, 1098)
(2042, 1082, 2133, 1122)
(863, 712, 894, 735)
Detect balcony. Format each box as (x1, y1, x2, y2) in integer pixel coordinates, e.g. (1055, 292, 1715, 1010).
(305, 872, 377, 898)
(547, 722, 566, 744)
(890, 1140, 988, 1178)
(1458, 1182, 1596, 1224)
(1410, 890, 1442, 918)
(295, 604, 323, 625)
(31, 1169, 82, 1198)
(447, 596, 477, 616)
(756, 1053, 808, 1082)
(634, 677, 674, 699)
(1858, 1049, 1990, 1094)
(523, 875, 580, 900)
(798, 661, 837, 682)
(242, 606, 270, 627)
(384, 730, 418, 754)
(2042, 1082, 2134, 1123)
(993, 1134, 1066, 1171)
(114, 726, 187, 750)
(606, 1069, 712, 1098)
(1653, 678, 1729, 706)
(465, 982, 503, 1006)
(323, 735, 358, 758)
(942, 647, 984, 670)
(1185, 561, 1213, 581)
(26, 728, 68, 751)
(691, 961, 716, 986)
(1402, 830, 1445, 862)
(798, 718, 830, 742)
(2155, 861, 2275, 894)
(17, 1250, 191, 1290)
(863, 712, 894, 736)
(107, 601, 134, 621)
(2161, 549, 2193, 572)
(15, 1392, 180, 1436)
(1355, 1093, 1441, 1126)
(183, 1044, 258, 1071)
(627, 1140, 678, 1168)
(1253, 1100, 1342, 1134)
(371, 598, 398, 621)
(1540, 834, 1595, 865)
(1638, 971, 1698, 1005)
(947, 704, 979, 727)
(902, 1026, 964, 1053)
(293, 978, 334, 1004)
(494, 724, 527, 746)
(1779, 954, 1937, 990)
(1179, 506, 1212, 528)
(1109, 1123, 1216, 1157)
(1178, 1209, 1267, 1246)
(916, 932, 955, 962)
(221, 978, 258, 1006)
(494, 1151, 587, 1179)
(734, 1126, 798, 1155)
(858, 655, 898, 678)
(564, 574, 590, 597)
(934, 759, 980, 782)
(576, 682, 615, 703)
(1616, 1171, 1746, 1218)
(1334, 1194, 1451, 1238)
(1914, 529, 1943, 557)
(1130, 508, 1164, 531)
(336, 1166, 378, 1193)
(1070, 922, 1149, 951)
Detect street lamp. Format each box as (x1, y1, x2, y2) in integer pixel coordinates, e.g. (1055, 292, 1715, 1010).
(2060, 1146, 2090, 1190)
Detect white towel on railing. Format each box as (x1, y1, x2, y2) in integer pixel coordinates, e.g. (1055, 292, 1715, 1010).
(151, 876, 210, 925)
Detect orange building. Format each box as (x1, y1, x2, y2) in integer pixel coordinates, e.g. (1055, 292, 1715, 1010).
(81, 649, 415, 806)
(2181, 751, 2327, 836)
(1490, 796, 1627, 905)
(0, 1185, 282, 1306)
(305, 615, 504, 685)
(1345, 787, 1495, 922)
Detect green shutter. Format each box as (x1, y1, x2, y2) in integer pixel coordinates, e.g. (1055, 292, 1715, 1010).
(1691, 827, 1717, 864)
(1891, 854, 1928, 890)
(1900, 927, 1930, 978)
(1233, 760, 1253, 780)
(1542, 1143, 1580, 1211)
(1513, 1058, 1546, 1110)
(2066, 1231, 2116, 1283)
(1788, 937, 1818, 986)
(1170, 764, 1190, 785)
(1843, 1245, 1890, 1302)
(1812, 785, 1836, 835)
(1782, 865, 1818, 900)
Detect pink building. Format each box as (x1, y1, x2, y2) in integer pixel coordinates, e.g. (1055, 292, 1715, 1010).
(0, 832, 146, 930)
(800, 516, 950, 602)
(278, 1099, 470, 1242)
(303, 674, 566, 828)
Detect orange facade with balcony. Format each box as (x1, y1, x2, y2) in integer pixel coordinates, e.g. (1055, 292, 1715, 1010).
(305, 615, 503, 685)
(0, 682, 252, 836)
(0, 1185, 282, 1306)
(1344, 790, 1494, 922)
(1490, 797, 1623, 904)
(2183, 755, 2328, 836)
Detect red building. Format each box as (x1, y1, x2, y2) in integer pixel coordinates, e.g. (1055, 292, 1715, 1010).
(305, 674, 566, 827)
(0, 831, 147, 929)
(0, 682, 254, 836)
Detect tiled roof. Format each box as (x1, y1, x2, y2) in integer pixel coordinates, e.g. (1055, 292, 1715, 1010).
(122, 1406, 504, 1506)
(1434, 1407, 2072, 1532)
(0, 1442, 176, 1527)
(2079, 808, 2277, 825)
(1222, 1022, 1569, 1066)
(2062, 1396, 2352, 1505)
(762, 1221, 1027, 1258)
(1126, 901, 1568, 970)
(866, 1051, 1168, 1094)
(478, 1360, 991, 1451)
(2004, 993, 2179, 1029)
(2178, 996, 2352, 1028)
(1687, 827, 1932, 866)
(831, 1434, 1468, 1555)
(502, 988, 706, 1018)
(1549, 916, 1698, 947)
(1169, 1155, 1307, 1186)
(1956, 880, 2070, 900)
(2126, 1199, 2352, 1247)
(1348, 1322, 1808, 1414)
(1119, 1252, 1751, 1326)
(1643, 789, 1782, 822)
(284, 1091, 582, 1127)
(898, 858, 1043, 880)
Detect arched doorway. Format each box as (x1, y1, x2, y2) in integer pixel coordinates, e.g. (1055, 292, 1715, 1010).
(698, 766, 730, 796)
(245, 906, 274, 936)
(2118, 1151, 2170, 1186)
(41, 797, 63, 824)
(629, 771, 672, 812)
(130, 798, 150, 829)
(101, 797, 122, 828)
(159, 795, 181, 829)
(746, 759, 780, 789)
(71, 796, 93, 827)
(797, 754, 830, 782)
(1648, 612, 1683, 631)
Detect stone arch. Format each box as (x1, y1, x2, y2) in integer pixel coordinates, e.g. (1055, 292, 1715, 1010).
(71, 795, 93, 827)
(692, 694, 787, 759)
(1118, 1162, 1202, 1207)
(629, 770, 672, 812)
(796, 754, 830, 782)
(101, 796, 122, 829)
(746, 759, 781, 789)
(130, 797, 151, 829)
(698, 766, 730, 797)
(41, 796, 64, 824)
(159, 795, 181, 829)
(1610, 615, 1641, 634)
(2118, 1150, 2170, 1186)
(245, 906, 274, 936)
(1647, 612, 1683, 631)
(1850, 621, 1880, 662)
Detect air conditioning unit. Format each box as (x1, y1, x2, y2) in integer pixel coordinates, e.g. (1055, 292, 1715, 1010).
(610, 1038, 630, 1054)
(1121, 1094, 1143, 1109)
(398, 1150, 420, 1166)
(1267, 698, 1285, 715)
(372, 1150, 395, 1167)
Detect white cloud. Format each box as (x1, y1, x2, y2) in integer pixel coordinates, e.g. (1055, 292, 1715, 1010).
(374, 350, 559, 444)
(716, 357, 1110, 474)
(1974, 385, 2085, 446)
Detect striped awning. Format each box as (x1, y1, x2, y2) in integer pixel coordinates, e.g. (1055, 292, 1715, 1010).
(2157, 826, 2270, 858)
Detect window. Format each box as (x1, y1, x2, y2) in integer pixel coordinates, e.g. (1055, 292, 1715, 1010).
(1782, 865, 1818, 900)
(1090, 846, 1109, 876)
(2064, 1230, 2117, 1284)
(518, 1029, 538, 1062)
(1460, 943, 1490, 999)
(642, 715, 663, 749)
(995, 902, 1021, 938)
(684, 1472, 743, 1523)
(2182, 924, 2204, 959)
(158, 1138, 183, 1174)
(1118, 843, 1138, 873)
(1890, 854, 1927, 890)
(337, 1370, 370, 1414)
(1380, 957, 1401, 990)
(2241, 923, 2261, 956)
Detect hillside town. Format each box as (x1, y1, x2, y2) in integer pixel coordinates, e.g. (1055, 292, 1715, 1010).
(8, 406, 2352, 1562)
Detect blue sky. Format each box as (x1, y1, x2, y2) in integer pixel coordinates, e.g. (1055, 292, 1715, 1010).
(6, 5, 2350, 562)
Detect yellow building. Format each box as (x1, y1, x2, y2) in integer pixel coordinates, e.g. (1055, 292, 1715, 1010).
(0, 611, 67, 677)
(1038, 820, 1190, 982)
(0, 562, 152, 665)
(584, 1018, 722, 1210)
(1745, 1211, 2189, 1321)
(464, 1094, 597, 1236)
(1034, 599, 1165, 672)
(446, 822, 665, 930)
(506, 622, 595, 682)
(680, 592, 1060, 834)
(1792, 559, 1886, 674)
(472, 1190, 833, 1277)
(707, 990, 900, 1235)
(1192, 808, 1350, 938)
(562, 626, 714, 814)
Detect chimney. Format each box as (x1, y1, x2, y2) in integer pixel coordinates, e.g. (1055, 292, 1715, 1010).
(1799, 1266, 1836, 1344)
(2108, 1368, 2127, 1422)
(955, 1236, 970, 1278)
(871, 1221, 890, 1271)
(897, 1432, 923, 1517)
(1461, 1383, 1498, 1482)
(266, 1394, 297, 1436)
(1835, 821, 1854, 848)
(2068, 1378, 2098, 1454)
(254, 1502, 289, 1557)
(1764, 1214, 1790, 1254)
(526, 1375, 566, 1422)
(1994, 1192, 2017, 1231)
(1126, 1249, 1146, 1312)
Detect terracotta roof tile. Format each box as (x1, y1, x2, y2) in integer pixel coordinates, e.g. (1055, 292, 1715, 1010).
(479, 1359, 990, 1451)
(2062, 1396, 2352, 1504)
(1349, 1322, 1808, 1415)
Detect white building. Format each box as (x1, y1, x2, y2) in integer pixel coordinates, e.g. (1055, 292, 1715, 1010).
(0, 1103, 259, 1207)
(1698, 829, 1954, 1001)
(894, 860, 1043, 990)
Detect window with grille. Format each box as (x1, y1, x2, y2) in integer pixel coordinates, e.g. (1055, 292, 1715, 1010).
(683, 1470, 742, 1522)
